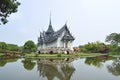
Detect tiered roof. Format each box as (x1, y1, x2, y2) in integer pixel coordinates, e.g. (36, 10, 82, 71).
(38, 21, 74, 45)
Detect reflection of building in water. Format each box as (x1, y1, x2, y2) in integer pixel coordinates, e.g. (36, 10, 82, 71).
(37, 58, 74, 64)
(37, 58, 75, 80)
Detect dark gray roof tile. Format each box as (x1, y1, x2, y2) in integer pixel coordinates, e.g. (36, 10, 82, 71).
(38, 24, 74, 45)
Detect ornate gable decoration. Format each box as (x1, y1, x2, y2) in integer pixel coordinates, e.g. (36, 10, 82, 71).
(38, 21, 75, 45)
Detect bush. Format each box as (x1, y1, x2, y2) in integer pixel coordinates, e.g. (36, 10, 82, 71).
(80, 41, 106, 53)
(23, 40, 37, 53)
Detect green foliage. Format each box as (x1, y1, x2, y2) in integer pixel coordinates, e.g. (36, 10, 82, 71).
(0, 42, 21, 55)
(0, 53, 4, 56)
(105, 32, 120, 55)
(24, 53, 36, 57)
(0, 42, 7, 51)
(107, 45, 120, 55)
(106, 33, 120, 46)
(7, 44, 19, 51)
(107, 45, 116, 52)
(80, 41, 104, 53)
(0, 0, 20, 24)
(23, 40, 37, 53)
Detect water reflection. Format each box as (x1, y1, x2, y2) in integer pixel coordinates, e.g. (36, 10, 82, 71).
(22, 58, 36, 70)
(0, 56, 18, 67)
(107, 57, 120, 76)
(85, 55, 114, 68)
(0, 56, 120, 80)
(37, 58, 75, 80)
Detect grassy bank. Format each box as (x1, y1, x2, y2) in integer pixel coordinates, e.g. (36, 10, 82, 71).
(77, 53, 102, 57)
(0, 53, 4, 56)
(24, 53, 102, 58)
(0, 52, 109, 58)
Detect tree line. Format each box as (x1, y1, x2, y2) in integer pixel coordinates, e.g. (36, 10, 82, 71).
(0, 40, 37, 54)
(1, 33, 120, 55)
(80, 33, 120, 55)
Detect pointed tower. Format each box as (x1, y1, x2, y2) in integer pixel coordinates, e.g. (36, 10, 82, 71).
(46, 15, 54, 34)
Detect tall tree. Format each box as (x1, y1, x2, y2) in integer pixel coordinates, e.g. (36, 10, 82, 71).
(23, 40, 37, 53)
(82, 41, 103, 53)
(105, 33, 120, 46)
(0, 0, 20, 24)
(7, 44, 19, 51)
(0, 42, 7, 51)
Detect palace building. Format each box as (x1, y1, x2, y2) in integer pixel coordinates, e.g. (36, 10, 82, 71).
(37, 19, 75, 54)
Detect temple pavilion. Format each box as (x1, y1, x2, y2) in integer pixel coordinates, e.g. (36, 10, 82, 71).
(37, 19, 75, 54)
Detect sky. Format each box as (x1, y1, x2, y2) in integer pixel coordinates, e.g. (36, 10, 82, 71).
(0, 0, 120, 47)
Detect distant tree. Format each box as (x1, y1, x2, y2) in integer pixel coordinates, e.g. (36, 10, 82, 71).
(0, 42, 7, 51)
(7, 44, 19, 51)
(0, 0, 20, 24)
(105, 33, 120, 46)
(23, 40, 37, 53)
(82, 41, 103, 53)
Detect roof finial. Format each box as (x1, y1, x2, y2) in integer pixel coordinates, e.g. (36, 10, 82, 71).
(49, 12, 51, 25)
(65, 20, 67, 24)
(65, 20, 68, 26)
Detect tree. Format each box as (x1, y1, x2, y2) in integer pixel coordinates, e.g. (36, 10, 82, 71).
(7, 44, 19, 51)
(0, 42, 7, 51)
(106, 33, 120, 46)
(0, 0, 20, 24)
(81, 41, 103, 53)
(23, 40, 37, 53)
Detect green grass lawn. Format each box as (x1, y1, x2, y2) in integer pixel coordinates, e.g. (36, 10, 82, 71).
(0, 53, 4, 56)
(78, 53, 102, 57)
(24, 53, 101, 58)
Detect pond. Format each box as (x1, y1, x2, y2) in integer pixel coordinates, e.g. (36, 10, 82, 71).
(0, 55, 120, 80)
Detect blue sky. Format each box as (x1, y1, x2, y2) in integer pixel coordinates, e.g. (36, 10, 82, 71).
(0, 0, 120, 46)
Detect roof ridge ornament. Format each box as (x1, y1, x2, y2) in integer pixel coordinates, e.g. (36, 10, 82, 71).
(46, 13, 54, 34)
(49, 12, 52, 25)
(65, 20, 67, 25)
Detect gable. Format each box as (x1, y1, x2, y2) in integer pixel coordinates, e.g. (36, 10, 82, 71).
(38, 24, 75, 45)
